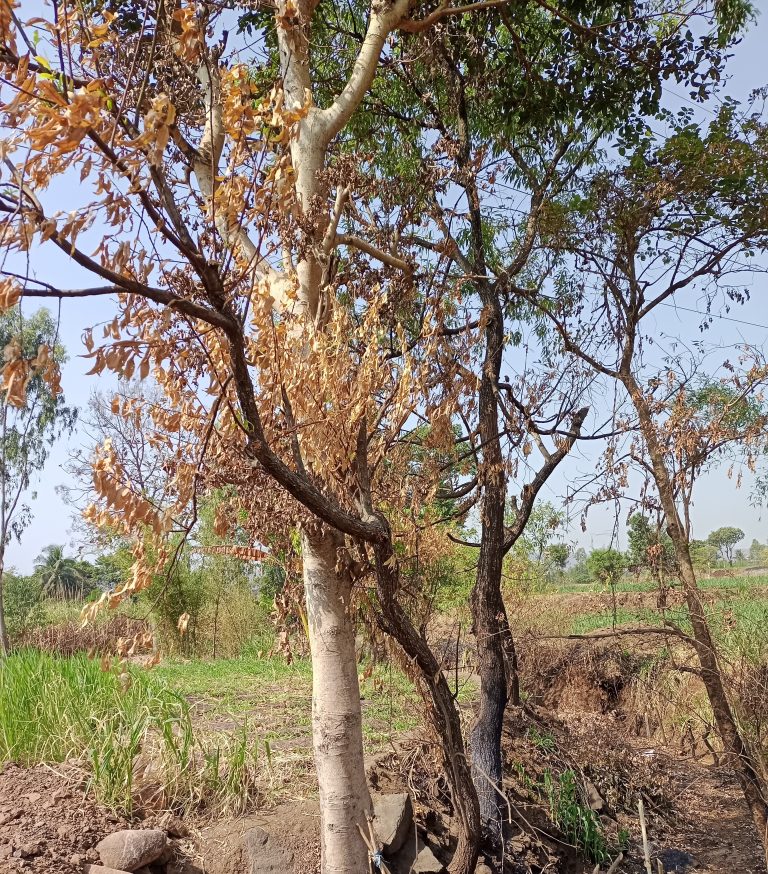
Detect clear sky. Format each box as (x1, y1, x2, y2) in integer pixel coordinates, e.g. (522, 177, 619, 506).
(4, 5, 768, 572)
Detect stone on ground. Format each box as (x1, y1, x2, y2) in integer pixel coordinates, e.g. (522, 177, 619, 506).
(373, 792, 414, 854)
(391, 835, 444, 874)
(84, 865, 134, 874)
(95, 829, 167, 872)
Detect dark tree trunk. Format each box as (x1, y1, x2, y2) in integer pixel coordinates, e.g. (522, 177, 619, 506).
(373, 529, 481, 874)
(470, 287, 509, 828)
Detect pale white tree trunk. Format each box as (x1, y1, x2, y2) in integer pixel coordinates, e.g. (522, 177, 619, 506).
(302, 527, 371, 874)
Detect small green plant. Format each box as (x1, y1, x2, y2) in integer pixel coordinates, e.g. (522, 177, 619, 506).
(527, 725, 557, 753)
(617, 828, 631, 851)
(542, 769, 609, 864)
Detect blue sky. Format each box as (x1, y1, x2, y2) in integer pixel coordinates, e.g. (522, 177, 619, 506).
(4, 6, 768, 572)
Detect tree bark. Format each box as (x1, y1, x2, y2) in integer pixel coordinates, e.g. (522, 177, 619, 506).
(470, 288, 509, 828)
(372, 528, 480, 874)
(303, 526, 371, 874)
(625, 375, 768, 856)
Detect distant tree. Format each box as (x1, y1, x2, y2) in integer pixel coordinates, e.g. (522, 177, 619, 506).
(708, 527, 745, 565)
(690, 539, 718, 571)
(749, 539, 767, 564)
(587, 548, 626, 627)
(547, 543, 570, 572)
(626, 513, 677, 603)
(517, 502, 565, 565)
(586, 548, 626, 587)
(0, 307, 76, 654)
(3, 570, 43, 639)
(33, 545, 87, 600)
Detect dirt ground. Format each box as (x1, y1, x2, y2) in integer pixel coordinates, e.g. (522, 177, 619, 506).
(1, 626, 766, 874)
(1, 728, 764, 874)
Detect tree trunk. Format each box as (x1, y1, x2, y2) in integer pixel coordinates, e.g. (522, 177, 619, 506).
(625, 377, 768, 856)
(470, 283, 509, 829)
(0, 548, 9, 656)
(372, 529, 480, 874)
(302, 526, 371, 874)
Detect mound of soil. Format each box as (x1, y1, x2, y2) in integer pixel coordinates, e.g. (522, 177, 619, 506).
(0, 762, 131, 872)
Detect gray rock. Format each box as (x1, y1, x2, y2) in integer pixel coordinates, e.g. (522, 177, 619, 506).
(95, 829, 167, 872)
(585, 779, 605, 812)
(392, 836, 444, 874)
(243, 827, 295, 873)
(373, 792, 413, 854)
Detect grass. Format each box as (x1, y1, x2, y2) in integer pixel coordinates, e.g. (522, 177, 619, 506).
(549, 573, 768, 596)
(0, 649, 264, 815)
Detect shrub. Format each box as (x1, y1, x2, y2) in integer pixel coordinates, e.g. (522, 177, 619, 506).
(3, 573, 44, 640)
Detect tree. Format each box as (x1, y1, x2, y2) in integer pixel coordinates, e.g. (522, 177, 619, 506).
(0, 306, 75, 653)
(626, 512, 676, 604)
(586, 547, 626, 625)
(1, 0, 758, 866)
(358, 0, 735, 828)
(586, 548, 626, 585)
(749, 539, 767, 564)
(515, 502, 564, 565)
(708, 526, 745, 565)
(525, 101, 768, 848)
(547, 543, 570, 573)
(0, 4, 487, 869)
(33, 544, 87, 600)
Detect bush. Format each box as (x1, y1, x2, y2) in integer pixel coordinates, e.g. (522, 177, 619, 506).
(3, 573, 44, 640)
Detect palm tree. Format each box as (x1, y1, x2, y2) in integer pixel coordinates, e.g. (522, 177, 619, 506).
(34, 545, 85, 600)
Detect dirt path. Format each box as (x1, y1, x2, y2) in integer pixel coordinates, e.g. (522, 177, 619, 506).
(649, 749, 765, 873)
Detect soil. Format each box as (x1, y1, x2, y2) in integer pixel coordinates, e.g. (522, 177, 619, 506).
(0, 761, 131, 873)
(1, 636, 766, 874)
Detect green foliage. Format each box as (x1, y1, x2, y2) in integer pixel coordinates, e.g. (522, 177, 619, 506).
(547, 543, 570, 572)
(515, 502, 565, 564)
(0, 650, 264, 814)
(0, 306, 76, 546)
(2, 572, 43, 638)
(586, 549, 626, 587)
(542, 769, 608, 864)
(749, 539, 768, 564)
(707, 526, 745, 564)
(626, 514, 676, 579)
(33, 545, 89, 600)
(527, 725, 557, 753)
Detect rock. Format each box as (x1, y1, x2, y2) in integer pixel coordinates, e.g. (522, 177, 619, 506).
(392, 836, 444, 874)
(373, 792, 413, 854)
(96, 830, 167, 872)
(18, 843, 42, 858)
(84, 866, 135, 874)
(585, 779, 604, 812)
(475, 864, 493, 874)
(243, 827, 294, 873)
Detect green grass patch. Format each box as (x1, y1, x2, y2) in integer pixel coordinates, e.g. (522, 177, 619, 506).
(0, 649, 265, 814)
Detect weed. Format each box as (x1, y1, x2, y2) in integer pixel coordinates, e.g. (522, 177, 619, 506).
(0, 649, 262, 815)
(542, 769, 609, 864)
(527, 725, 557, 753)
